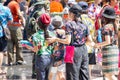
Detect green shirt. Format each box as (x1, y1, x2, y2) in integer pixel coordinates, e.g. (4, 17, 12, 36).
(32, 29, 56, 55)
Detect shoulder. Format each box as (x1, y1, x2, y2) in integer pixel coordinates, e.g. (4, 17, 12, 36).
(56, 29, 65, 35)
(104, 23, 113, 29)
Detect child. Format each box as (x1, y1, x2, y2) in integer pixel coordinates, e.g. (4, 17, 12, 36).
(25, 13, 55, 80)
(49, 15, 65, 80)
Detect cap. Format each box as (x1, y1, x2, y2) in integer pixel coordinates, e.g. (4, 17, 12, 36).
(78, 1, 88, 11)
(39, 13, 51, 25)
(69, 4, 82, 14)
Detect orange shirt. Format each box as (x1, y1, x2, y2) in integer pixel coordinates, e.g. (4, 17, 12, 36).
(50, 1, 63, 13)
(8, 0, 20, 23)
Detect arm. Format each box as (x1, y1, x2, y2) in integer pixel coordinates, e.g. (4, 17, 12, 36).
(25, 45, 38, 52)
(95, 35, 111, 48)
(56, 34, 71, 45)
(47, 34, 71, 45)
(86, 35, 95, 47)
(15, 3, 26, 26)
(18, 9, 25, 26)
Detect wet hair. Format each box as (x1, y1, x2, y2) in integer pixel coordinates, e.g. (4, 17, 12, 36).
(37, 18, 50, 39)
(69, 4, 82, 22)
(104, 17, 117, 34)
(69, 8, 81, 22)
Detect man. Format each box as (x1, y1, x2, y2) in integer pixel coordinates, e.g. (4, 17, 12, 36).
(0, 0, 13, 73)
(7, 0, 25, 65)
(78, 1, 96, 80)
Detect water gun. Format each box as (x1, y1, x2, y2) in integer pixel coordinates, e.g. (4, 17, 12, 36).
(20, 40, 33, 47)
(97, 29, 102, 43)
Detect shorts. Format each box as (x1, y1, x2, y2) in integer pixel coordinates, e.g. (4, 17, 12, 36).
(88, 52, 96, 64)
(0, 36, 7, 52)
(50, 64, 65, 73)
(118, 51, 120, 68)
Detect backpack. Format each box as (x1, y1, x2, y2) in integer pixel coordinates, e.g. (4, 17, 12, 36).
(25, 1, 49, 39)
(25, 11, 42, 39)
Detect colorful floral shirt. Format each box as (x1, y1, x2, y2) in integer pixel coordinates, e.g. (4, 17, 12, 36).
(88, 3, 101, 19)
(81, 14, 95, 37)
(0, 3, 13, 37)
(32, 29, 56, 55)
(101, 23, 116, 44)
(81, 14, 95, 53)
(53, 30, 65, 61)
(65, 21, 90, 45)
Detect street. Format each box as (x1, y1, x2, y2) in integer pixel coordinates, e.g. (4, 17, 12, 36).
(0, 48, 104, 80)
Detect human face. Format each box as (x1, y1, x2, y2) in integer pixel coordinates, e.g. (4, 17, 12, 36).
(68, 11, 75, 20)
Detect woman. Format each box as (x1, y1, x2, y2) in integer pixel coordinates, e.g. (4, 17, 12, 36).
(48, 4, 95, 80)
(25, 13, 55, 80)
(117, 19, 120, 80)
(94, 7, 119, 80)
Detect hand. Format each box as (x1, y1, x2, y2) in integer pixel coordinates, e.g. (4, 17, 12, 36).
(94, 44, 100, 48)
(47, 37, 57, 44)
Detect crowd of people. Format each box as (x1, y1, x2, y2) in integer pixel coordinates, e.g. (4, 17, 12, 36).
(0, 0, 120, 80)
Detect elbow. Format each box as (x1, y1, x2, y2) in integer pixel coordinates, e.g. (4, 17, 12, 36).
(107, 41, 111, 45)
(65, 39, 71, 45)
(66, 41, 70, 45)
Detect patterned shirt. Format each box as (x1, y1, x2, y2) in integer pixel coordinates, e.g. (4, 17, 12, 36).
(65, 21, 89, 45)
(101, 23, 116, 44)
(81, 14, 95, 53)
(32, 29, 56, 55)
(0, 3, 13, 37)
(88, 3, 101, 18)
(53, 30, 65, 61)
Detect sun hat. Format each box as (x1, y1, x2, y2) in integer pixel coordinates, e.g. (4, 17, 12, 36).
(51, 15, 63, 28)
(102, 7, 116, 19)
(78, 1, 88, 11)
(38, 13, 51, 26)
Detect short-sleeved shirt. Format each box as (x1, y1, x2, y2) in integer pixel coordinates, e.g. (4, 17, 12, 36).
(32, 29, 56, 55)
(53, 30, 65, 61)
(101, 23, 115, 43)
(81, 14, 95, 53)
(8, 0, 20, 23)
(65, 21, 89, 46)
(0, 3, 13, 37)
(81, 14, 95, 37)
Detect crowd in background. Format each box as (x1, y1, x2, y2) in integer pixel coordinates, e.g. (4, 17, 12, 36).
(0, 0, 120, 80)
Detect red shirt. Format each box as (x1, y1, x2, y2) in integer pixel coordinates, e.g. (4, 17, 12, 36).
(8, 0, 20, 23)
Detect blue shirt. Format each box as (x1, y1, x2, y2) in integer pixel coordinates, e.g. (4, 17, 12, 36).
(0, 3, 13, 37)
